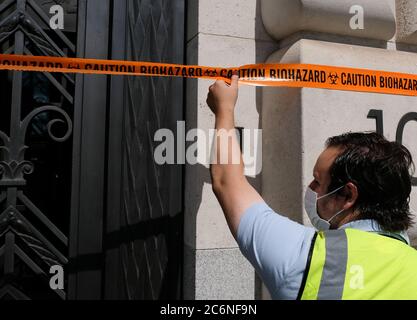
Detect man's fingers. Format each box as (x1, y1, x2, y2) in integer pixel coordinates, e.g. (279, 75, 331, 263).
(230, 74, 239, 88)
(210, 80, 227, 91)
(216, 80, 226, 87)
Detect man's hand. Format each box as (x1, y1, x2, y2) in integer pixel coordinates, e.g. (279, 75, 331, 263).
(206, 75, 239, 116)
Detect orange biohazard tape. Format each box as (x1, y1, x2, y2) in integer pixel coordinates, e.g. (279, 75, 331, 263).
(1, 54, 417, 96)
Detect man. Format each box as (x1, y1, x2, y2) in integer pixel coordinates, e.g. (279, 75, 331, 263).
(206, 75, 417, 300)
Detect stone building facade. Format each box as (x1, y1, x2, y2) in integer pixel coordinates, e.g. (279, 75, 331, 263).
(185, 0, 417, 300)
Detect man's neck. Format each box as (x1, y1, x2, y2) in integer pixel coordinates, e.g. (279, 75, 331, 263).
(333, 210, 361, 229)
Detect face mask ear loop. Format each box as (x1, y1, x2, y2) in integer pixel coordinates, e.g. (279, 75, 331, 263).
(318, 185, 346, 226)
(327, 208, 345, 223)
(317, 184, 345, 200)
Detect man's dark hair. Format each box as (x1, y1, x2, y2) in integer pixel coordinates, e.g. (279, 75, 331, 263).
(325, 131, 415, 232)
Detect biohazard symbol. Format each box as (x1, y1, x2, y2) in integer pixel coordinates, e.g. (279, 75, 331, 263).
(204, 69, 218, 77)
(328, 72, 339, 85)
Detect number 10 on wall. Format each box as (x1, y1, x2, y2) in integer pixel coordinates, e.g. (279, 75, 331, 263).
(367, 109, 417, 186)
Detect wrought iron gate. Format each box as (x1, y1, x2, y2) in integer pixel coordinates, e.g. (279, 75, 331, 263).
(0, 0, 185, 300)
(0, 0, 75, 300)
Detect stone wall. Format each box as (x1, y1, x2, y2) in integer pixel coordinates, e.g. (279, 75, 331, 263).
(185, 0, 417, 299)
(184, 0, 279, 300)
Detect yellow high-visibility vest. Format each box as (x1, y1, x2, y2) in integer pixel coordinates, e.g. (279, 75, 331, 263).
(299, 228, 417, 300)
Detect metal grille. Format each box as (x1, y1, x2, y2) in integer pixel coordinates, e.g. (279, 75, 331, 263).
(0, 0, 185, 300)
(0, 0, 75, 300)
(117, 0, 184, 299)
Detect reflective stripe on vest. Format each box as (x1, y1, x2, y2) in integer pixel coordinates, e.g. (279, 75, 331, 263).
(299, 228, 417, 300)
(317, 230, 348, 299)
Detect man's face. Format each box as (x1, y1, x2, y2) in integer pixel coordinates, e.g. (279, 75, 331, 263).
(308, 147, 345, 221)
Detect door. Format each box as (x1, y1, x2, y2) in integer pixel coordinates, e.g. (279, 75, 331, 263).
(103, 0, 185, 300)
(0, 0, 185, 300)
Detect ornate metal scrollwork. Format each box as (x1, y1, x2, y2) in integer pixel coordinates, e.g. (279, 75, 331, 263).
(0, 160, 34, 186)
(0, 105, 72, 186)
(0, 0, 75, 300)
(21, 105, 73, 142)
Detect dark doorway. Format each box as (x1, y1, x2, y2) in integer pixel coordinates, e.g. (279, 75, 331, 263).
(0, 0, 185, 300)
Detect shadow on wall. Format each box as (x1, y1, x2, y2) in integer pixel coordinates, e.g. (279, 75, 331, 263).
(183, 162, 260, 299)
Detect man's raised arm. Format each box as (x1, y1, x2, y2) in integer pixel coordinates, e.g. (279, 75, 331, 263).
(206, 75, 263, 239)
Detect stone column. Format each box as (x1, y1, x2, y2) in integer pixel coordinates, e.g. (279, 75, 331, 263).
(184, 0, 279, 299)
(261, 0, 417, 250)
(397, 0, 417, 45)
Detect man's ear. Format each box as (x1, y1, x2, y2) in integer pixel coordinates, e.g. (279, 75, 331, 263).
(343, 182, 358, 210)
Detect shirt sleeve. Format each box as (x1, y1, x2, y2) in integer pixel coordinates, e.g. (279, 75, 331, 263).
(237, 201, 315, 297)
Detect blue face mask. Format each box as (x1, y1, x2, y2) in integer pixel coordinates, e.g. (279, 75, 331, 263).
(304, 185, 345, 231)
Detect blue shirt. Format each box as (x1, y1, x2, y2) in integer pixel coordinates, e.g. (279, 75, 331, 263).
(237, 201, 410, 300)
